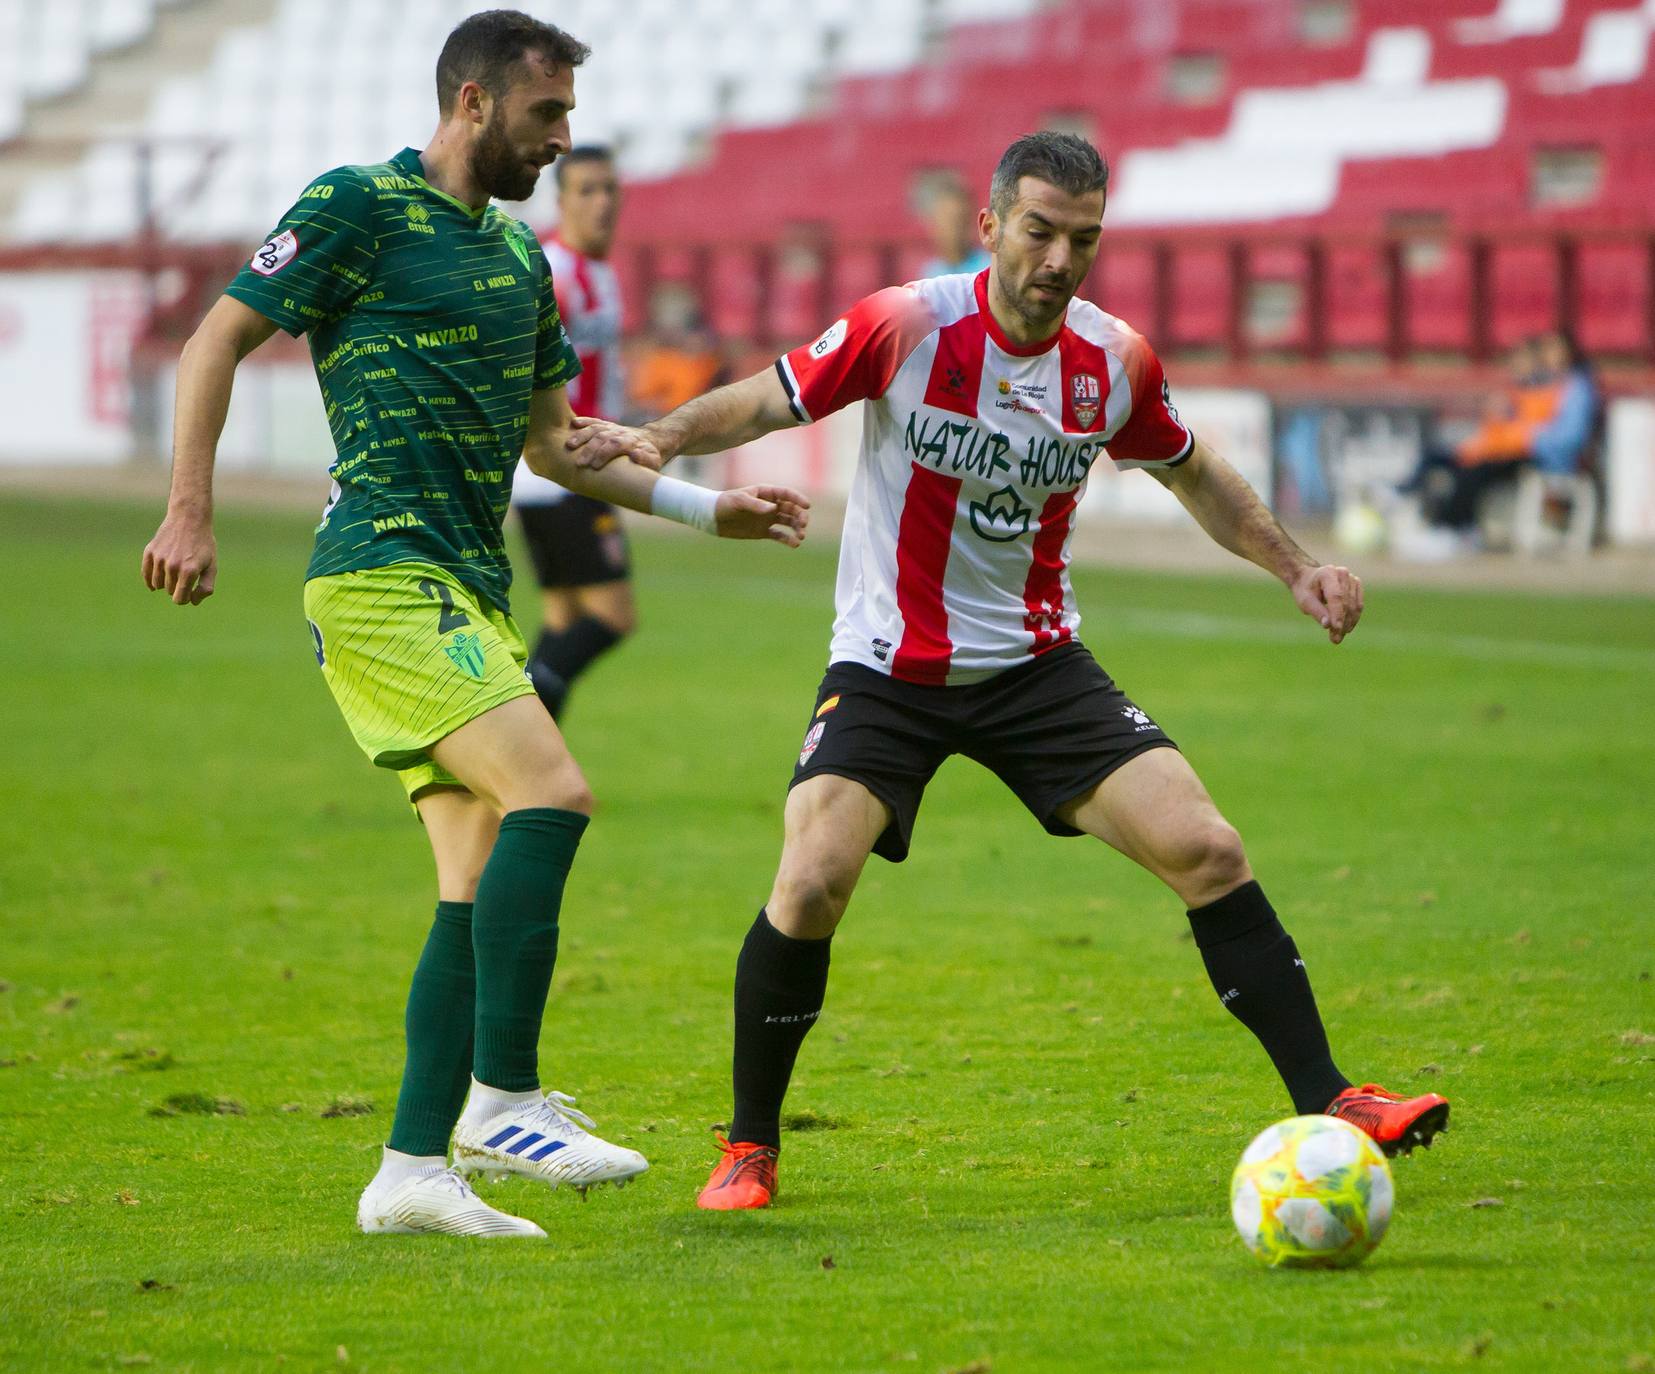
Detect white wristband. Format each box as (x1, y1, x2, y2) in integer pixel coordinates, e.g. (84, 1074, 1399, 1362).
(650, 475, 720, 535)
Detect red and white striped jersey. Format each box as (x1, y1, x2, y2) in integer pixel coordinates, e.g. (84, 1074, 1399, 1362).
(514, 235, 625, 506)
(777, 270, 1193, 685)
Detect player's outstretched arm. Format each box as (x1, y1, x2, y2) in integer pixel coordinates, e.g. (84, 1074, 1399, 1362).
(141, 296, 279, 605)
(1153, 438, 1364, 644)
(524, 386, 809, 547)
(565, 367, 799, 472)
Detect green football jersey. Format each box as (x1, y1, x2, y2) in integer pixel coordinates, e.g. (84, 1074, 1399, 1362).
(226, 146, 581, 610)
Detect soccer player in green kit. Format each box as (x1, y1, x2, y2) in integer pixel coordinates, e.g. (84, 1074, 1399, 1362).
(141, 11, 809, 1238)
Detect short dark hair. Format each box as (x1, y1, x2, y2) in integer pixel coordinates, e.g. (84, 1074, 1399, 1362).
(436, 9, 590, 112)
(989, 132, 1109, 218)
(555, 144, 615, 187)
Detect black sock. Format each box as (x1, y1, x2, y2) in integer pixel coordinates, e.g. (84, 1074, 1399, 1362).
(530, 615, 624, 717)
(1188, 880, 1351, 1115)
(730, 909, 832, 1149)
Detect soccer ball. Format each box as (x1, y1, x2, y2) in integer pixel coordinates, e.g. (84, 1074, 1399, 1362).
(1333, 499, 1388, 556)
(1230, 1114, 1394, 1268)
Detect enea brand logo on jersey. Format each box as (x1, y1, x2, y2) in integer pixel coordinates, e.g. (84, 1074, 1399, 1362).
(250, 230, 298, 277)
(810, 319, 849, 359)
(1071, 373, 1101, 428)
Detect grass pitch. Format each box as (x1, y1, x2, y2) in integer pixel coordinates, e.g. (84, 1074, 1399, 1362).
(0, 493, 1651, 1373)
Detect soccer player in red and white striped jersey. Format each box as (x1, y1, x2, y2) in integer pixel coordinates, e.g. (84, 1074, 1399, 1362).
(511, 145, 637, 719)
(571, 133, 1449, 1208)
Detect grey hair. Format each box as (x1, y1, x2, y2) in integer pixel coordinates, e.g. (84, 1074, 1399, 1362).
(988, 132, 1110, 218)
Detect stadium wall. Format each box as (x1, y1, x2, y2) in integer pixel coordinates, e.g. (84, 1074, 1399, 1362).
(5, 267, 1655, 546)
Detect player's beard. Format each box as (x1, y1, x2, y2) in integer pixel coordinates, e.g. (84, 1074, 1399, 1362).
(998, 261, 1073, 333)
(469, 110, 543, 203)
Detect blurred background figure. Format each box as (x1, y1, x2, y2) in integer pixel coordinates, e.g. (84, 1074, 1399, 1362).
(918, 173, 991, 280)
(1399, 331, 1602, 556)
(511, 144, 637, 721)
(627, 281, 727, 421)
(1401, 337, 1548, 525)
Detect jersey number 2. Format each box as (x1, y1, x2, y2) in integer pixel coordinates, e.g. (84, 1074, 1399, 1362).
(418, 578, 472, 634)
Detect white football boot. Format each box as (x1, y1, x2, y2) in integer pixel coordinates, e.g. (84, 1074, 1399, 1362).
(453, 1090, 649, 1195)
(357, 1165, 545, 1238)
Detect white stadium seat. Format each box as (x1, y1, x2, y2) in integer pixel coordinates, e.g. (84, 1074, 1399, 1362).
(91, 0, 155, 53)
(1537, 8, 1654, 91)
(1113, 26, 1508, 225)
(1456, 0, 1567, 42)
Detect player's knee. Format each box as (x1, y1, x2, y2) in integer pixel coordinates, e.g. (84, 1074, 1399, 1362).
(550, 769, 596, 817)
(501, 759, 595, 816)
(769, 866, 854, 937)
(582, 589, 632, 638)
(1167, 818, 1251, 898)
(1184, 827, 1244, 900)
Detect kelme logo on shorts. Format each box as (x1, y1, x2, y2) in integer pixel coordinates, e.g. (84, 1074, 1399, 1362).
(444, 631, 487, 679)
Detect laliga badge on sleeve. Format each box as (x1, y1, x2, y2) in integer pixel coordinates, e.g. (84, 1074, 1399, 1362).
(810, 318, 848, 359)
(251, 229, 299, 277)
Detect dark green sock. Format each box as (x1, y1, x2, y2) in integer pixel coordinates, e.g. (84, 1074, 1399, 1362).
(472, 808, 589, 1091)
(387, 900, 476, 1156)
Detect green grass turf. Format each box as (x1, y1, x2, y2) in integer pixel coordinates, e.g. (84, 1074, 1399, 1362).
(1, 493, 1652, 1373)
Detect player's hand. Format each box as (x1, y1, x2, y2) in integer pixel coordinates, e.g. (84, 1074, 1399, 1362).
(715, 485, 811, 547)
(1291, 563, 1363, 644)
(142, 510, 218, 606)
(566, 416, 666, 472)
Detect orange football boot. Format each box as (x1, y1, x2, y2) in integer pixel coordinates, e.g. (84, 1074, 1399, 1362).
(696, 1136, 779, 1210)
(1326, 1082, 1450, 1156)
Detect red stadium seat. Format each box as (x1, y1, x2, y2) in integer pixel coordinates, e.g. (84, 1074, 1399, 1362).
(620, 0, 1654, 366)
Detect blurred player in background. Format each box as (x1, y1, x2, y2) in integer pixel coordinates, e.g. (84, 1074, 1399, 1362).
(572, 132, 1450, 1212)
(919, 172, 991, 280)
(141, 10, 808, 1238)
(511, 144, 634, 719)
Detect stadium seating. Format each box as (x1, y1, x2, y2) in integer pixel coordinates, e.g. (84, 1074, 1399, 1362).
(612, 0, 1655, 357)
(3, 0, 1649, 361)
(0, 0, 186, 141)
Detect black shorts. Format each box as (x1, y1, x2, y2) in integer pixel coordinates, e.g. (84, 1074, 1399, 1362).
(514, 496, 632, 589)
(790, 642, 1178, 863)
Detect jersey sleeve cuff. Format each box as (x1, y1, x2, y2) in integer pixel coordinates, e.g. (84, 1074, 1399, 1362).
(223, 284, 307, 338)
(775, 357, 812, 425)
(1164, 427, 1196, 467)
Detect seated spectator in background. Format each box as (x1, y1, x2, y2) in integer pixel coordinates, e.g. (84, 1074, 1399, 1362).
(1400, 337, 1544, 522)
(1438, 329, 1600, 531)
(626, 282, 726, 420)
(918, 174, 991, 280)
(1527, 330, 1600, 477)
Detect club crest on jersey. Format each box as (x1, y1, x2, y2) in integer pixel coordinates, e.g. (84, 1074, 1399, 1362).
(444, 631, 487, 680)
(969, 484, 1033, 542)
(250, 229, 298, 277)
(799, 720, 827, 767)
(499, 217, 535, 273)
(1071, 373, 1102, 429)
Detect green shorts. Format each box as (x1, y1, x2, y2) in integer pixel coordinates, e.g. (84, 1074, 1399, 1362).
(303, 561, 536, 800)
